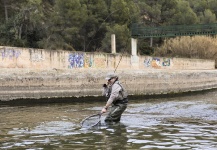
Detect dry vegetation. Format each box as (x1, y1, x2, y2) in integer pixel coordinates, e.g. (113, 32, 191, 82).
(154, 36, 217, 67)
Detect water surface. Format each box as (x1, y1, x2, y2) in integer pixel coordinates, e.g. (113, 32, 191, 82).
(1, 91, 217, 149)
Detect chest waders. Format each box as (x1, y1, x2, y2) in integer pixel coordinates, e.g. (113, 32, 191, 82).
(105, 82, 128, 122)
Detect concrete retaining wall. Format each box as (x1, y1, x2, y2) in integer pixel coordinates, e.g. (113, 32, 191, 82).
(1, 69, 217, 101)
(0, 46, 216, 101)
(0, 46, 215, 70)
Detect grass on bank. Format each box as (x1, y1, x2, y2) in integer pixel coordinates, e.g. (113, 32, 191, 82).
(154, 36, 217, 67)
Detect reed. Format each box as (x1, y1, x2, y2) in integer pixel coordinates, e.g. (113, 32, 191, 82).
(154, 36, 217, 67)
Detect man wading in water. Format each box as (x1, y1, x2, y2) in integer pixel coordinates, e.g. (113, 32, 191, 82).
(101, 73, 128, 122)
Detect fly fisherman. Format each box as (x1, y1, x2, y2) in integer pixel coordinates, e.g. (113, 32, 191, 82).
(101, 73, 128, 122)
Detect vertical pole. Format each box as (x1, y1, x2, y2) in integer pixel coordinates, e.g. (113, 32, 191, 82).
(131, 38, 137, 56)
(111, 34, 116, 53)
(150, 37, 153, 47)
(131, 38, 139, 69)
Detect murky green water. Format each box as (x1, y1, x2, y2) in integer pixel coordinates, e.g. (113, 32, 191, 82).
(1, 91, 217, 149)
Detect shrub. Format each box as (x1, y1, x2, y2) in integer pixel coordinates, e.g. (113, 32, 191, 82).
(154, 36, 217, 67)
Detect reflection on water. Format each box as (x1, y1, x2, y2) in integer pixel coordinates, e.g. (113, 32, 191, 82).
(1, 90, 217, 149)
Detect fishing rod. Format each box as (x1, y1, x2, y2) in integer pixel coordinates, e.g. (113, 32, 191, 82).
(83, 7, 133, 73)
(83, 0, 140, 73)
(114, 37, 131, 73)
(85, 8, 121, 52)
(112, 3, 139, 73)
(113, 16, 137, 73)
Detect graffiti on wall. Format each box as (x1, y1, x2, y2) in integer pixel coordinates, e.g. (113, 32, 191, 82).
(68, 53, 84, 68)
(94, 54, 106, 68)
(84, 55, 93, 68)
(144, 58, 151, 67)
(162, 58, 170, 66)
(68, 53, 108, 69)
(30, 51, 45, 62)
(144, 57, 171, 68)
(0, 48, 21, 60)
(152, 58, 161, 68)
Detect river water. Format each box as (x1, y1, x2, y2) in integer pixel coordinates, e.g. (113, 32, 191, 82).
(0, 90, 217, 149)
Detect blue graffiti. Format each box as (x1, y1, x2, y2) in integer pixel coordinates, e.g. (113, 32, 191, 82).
(153, 57, 160, 62)
(162, 58, 170, 66)
(68, 53, 84, 68)
(0, 48, 21, 59)
(144, 58, 151, 67)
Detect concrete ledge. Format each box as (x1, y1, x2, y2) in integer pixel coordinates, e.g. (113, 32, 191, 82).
(1, 69, 217, 101)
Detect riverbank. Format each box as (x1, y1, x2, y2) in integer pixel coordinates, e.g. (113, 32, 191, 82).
(1, 68, 217, 102)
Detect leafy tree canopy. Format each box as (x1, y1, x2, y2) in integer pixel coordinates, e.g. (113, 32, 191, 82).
(0, 0, 216, 53)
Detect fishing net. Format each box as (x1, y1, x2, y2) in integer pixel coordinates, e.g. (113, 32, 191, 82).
(81, 113, 101, 128)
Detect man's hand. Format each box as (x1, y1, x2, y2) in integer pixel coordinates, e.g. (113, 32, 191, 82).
(101, 107, 107, 114)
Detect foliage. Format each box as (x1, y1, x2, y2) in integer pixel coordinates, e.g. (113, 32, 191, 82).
(0, 0, 217, 57)
(169, 0, 198, 25)
(101, 24, 131, 53)
(138, 39, 154, 55)
(154, 36, 217, 67)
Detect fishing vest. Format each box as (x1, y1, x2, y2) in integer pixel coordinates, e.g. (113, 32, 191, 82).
(106, 81, 128, 103)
